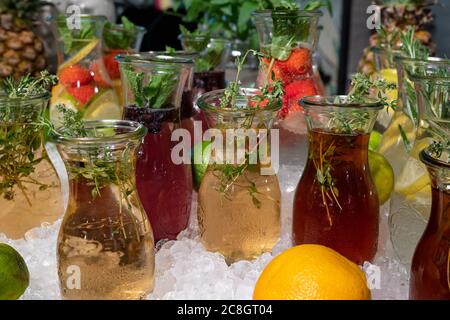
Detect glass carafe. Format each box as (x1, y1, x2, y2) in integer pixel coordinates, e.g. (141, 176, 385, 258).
(51, 120, 154, 300)
(388, 59, 450, 265)
(50, 15, 121, 125)
(0, 93, 63, 239)
(410, 145, 450, 300)
(196, 88, 281, 264)
(293, 96, 382, 264)
(117, 54, 193, 242)
(252, 10, 324, 128)
(103, 22, 146, 105)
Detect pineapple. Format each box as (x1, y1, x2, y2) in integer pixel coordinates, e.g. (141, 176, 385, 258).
(0, 0, 47, 79)
(358, 0, 436, 75)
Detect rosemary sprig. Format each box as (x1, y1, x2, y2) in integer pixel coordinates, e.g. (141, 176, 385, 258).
(0, 72, 58, 203)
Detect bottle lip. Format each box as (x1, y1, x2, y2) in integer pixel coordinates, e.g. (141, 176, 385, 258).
(420, 147, 450, 170)
(49, 119, 147, 146)
(0, 92, 50, 104)
(394, 55, 450, 65)
(252, 9, 323, 18)
(300, 95, 384, 110)
(146, 51, 197, 65)
(196, 88, 282, 114)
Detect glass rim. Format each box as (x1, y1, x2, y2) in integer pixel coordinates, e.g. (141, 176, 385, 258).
(420, 147, 450, 170)
(115, 53, 184, 70)
(124, 104, 180, 112)
(0, 91, 50, 104)
(252, 9, 323, 18)
(104, 23, 146, 33)
(146, 51, 197, 65)
(394, 55, 450, 65)
(49, 120, 147, 145)
(196, 88, 282, 114)
(300, 95, 384, 110)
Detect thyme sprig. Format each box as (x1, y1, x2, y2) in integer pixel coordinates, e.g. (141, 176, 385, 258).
(212, 49, 283, 208)
(42, 105, 135, 207)
(0, 72, 58, 203)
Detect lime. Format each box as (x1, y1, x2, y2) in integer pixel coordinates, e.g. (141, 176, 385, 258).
(368, 150, 395, 205)
(84, 89, 121, 120)
(192, 140, 212, 190)
(0, 243, 29, 300)
(369, 131, 382, 151)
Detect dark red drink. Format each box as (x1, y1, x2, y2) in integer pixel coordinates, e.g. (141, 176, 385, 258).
(124, 105, 193, 242)
(293, 129, 379, 264)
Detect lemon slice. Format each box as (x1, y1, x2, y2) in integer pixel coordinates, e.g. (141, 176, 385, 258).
(58, 39, 100, 71)
(394, 156, 430, 196)
(379, 68, 398, 84)
(378, 113, 415, 155)
(84, 89, 122, 120)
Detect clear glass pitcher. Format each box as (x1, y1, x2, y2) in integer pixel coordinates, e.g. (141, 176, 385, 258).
(293, 96, 383, 265)
(252, 9, 324, 128)
(388, 58, 450, 265)
(410, 144, 450, 300)
(117, 54, 193, 242)
(50, 120, 154, 300)
(0, 92, 63, 239)
(50, 15, 121, 125)
(196, 88, 281, 264)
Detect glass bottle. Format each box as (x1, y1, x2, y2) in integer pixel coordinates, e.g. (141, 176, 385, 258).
(410, 145, 450, 300)
(50, 15, 121, 125)
(0, 92, 63, 239)
(117, 54, 193, 242)
(252, 9, 324, 129)
(103, 22, 146, 105)
(388, 59, 450, 265)
(293, 96, 382, 265)
(196, 88, 281, 264)
(51, 120, 154, 300)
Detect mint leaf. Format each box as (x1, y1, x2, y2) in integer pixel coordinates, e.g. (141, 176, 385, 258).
(103, 16, 138, 50)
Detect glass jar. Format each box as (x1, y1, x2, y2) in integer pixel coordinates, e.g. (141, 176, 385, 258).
(252, 9, 324, 127)
(103, 22, 147, 105)
(51, 120, 154, 300)
(293, 96, 383, 264)
(117, 54, 193, 242)
(50, 15, 121, 125)
(387, 59, 450, 265)
(410, 145, 450, 300)
(0, 92, 63, 239)
(196, 88, 281, 264)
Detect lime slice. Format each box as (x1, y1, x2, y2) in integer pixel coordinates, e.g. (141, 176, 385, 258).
(0, 243, 29, 300)
(368, 150, 395, 205)
(394, 155, 430, 196)
(84, 89, 121, 120)
(369, 131, 382, 151)
(192, 140, 212, 190)
(58, 39, 100, 71)
(50, 91, 78, 127)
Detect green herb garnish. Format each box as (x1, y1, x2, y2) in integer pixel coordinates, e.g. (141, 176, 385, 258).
(123, 66, 178, 109)
(103, 16, 139, 50)
(58, 14, 95, 54)
(0, 72, 58, 203)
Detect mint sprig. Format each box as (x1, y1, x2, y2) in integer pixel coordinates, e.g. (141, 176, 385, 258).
(104, 16, 139, 50)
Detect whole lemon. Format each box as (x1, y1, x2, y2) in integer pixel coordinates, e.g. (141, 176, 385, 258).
(253, 244, 370, 300)
(0, 243, 30, 300)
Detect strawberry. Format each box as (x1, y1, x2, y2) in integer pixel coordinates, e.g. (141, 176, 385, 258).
(275, 48, 312, 83)
(280, 79, 318, 118)
(90, 61, 112, 87)
(103, 52, 121, 80)
(67, 85, 96, 105)
(59, 65, 93, 87)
